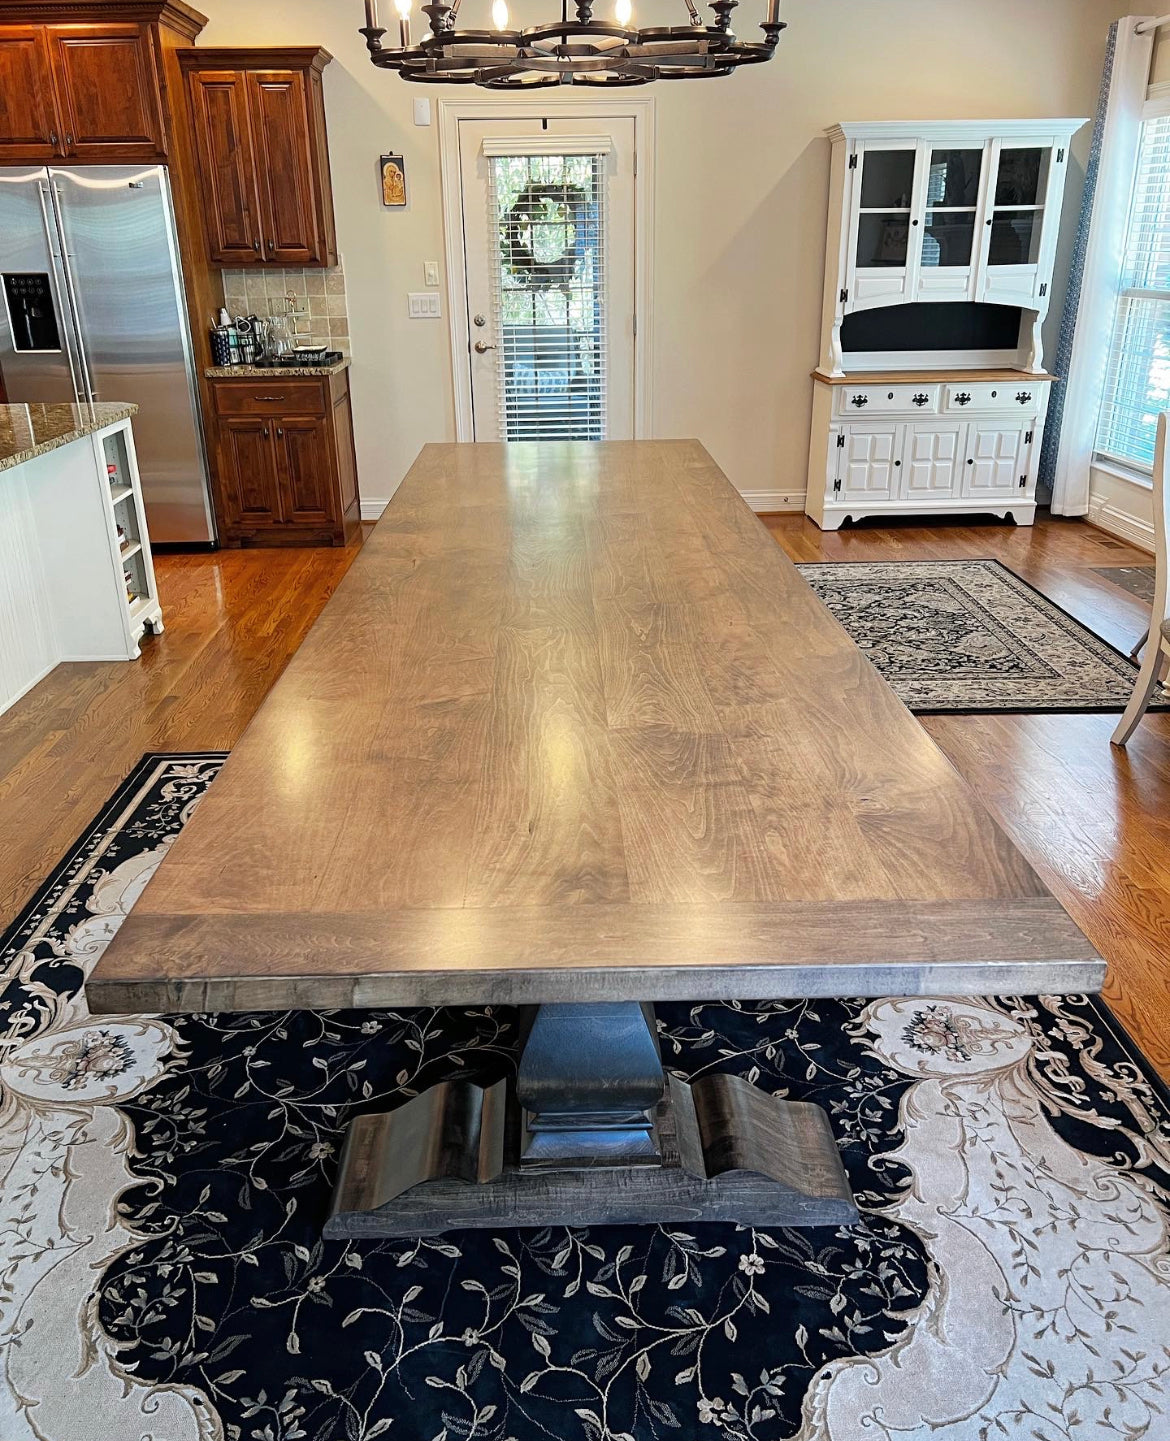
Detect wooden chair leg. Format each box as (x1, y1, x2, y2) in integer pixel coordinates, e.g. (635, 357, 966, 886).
(1112, 641, 1166, 746)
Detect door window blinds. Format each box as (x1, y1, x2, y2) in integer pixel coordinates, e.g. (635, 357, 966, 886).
(1097, 114, 1170, 472)
(486, 151, 607, 442)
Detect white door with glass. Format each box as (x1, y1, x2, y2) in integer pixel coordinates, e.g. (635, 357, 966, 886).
(456, 117, 637, 442)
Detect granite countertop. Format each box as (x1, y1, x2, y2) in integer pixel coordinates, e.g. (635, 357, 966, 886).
(205, 359, 351, 379)
(0, 402, 138, 474)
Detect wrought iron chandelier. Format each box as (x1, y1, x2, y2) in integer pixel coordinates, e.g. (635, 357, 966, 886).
(360, 0, 786, 87)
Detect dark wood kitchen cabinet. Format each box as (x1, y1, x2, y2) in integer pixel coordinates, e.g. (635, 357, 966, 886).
(0, 4, 206, 162)
(179, 47, 337, 267)
(210, 369, 360, 547)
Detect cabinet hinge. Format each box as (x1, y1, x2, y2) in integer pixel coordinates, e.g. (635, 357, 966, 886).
(1057, 147, 1065, 163)
(1019, 475, 1027, 489)
(836, 433, 846, 448)
(1025, 429, 1034, 444)
(632, 312, 637, 338)
(839, 287, 849, 304)
(848, 153, 858, 170)
(633, 151, 638, 176)
(833, 478, 842, 493)
(1038, 282, 1048, 297)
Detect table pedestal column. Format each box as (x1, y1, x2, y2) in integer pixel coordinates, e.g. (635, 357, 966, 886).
(325, 1002, 857, 1239)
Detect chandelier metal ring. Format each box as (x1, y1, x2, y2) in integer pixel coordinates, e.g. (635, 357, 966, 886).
(360, 0, 785, 89)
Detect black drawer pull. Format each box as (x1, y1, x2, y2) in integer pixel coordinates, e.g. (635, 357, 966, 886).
(954, 392, 972, 406)
(1015, 391, 1033, 404)
(912, 393, 930, 406)
(850, 394, 869, 407)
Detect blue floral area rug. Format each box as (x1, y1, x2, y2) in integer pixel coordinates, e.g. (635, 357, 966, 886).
(1, 754, 1169, 1441)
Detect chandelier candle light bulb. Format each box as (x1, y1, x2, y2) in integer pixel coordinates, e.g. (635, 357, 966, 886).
(491, 0, 509, 29)
(393, 0, 411, 46)
(615, 0, 632, 25)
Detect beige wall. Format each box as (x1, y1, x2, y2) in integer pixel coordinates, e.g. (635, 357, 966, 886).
(195, 0, 1127, 507)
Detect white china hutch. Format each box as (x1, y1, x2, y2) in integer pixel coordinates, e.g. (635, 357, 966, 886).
(806, 119, 1085, 530)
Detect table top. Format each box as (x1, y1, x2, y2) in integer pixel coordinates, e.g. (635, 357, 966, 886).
(88, 440, 1102, 1013)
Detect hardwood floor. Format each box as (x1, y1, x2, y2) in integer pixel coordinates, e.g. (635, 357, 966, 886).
(0, 539, 364, 928)
(1, 508, 1166, 1079)
(765, 511, 1170, 1079)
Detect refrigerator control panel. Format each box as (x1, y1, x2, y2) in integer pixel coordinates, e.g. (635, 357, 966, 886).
(2, 273, 62, 353)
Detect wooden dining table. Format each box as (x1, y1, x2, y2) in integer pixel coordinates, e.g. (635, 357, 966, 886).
(88, 440, 1104, 1237)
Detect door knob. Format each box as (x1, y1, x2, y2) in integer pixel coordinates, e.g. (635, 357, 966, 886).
(474, 340, 496, 354)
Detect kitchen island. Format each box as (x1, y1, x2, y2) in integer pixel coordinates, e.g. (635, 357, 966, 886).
(0, 403, 162, 718)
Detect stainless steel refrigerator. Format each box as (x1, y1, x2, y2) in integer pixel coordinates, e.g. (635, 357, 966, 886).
(0, 164, 216, 544)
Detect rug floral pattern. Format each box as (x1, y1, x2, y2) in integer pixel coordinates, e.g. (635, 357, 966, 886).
(796, 558, 1167, 714)
(1, 754, 1168, 1441)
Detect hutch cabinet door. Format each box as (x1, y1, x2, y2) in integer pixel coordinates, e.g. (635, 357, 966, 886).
(901, 422, 965, 498)
(961, 421, 1030, 498)
(186, 68, 263, 265)
(0, 27, 63, 160)
(848, 143, 920, 309)
(977, 139, 1060, 307)
(275, 416, 336, 525)
(48, 24, 164, 160)
(248, 71, 320, 265)
(838, 424, 903, 501)
(218, 417, 282, 527)
(914, 142, 989, 304)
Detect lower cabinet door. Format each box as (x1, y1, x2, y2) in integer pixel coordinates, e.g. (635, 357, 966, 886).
(219, 418, 281, 527)
(276, 416, 336, 525)
(839, 424, 902, 502)
(962, 421, 1029, 498)
(902, 422, 965, 499)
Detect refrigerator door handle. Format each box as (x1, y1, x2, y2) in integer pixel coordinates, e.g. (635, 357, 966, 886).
(49, 180, 95, 403)
(36, 178, 85, 404)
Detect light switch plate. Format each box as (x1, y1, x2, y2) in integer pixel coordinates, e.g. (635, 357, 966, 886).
(408, 292, 442, 319)
(423, 261, 440, 287)
(413, 97, 431, 126)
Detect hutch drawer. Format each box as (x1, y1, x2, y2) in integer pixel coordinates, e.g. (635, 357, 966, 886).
(835, 384, 940, 416)
(943, 382, 1041, 414)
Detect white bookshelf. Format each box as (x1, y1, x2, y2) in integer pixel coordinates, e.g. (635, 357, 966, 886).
(100, 421, 163, 650)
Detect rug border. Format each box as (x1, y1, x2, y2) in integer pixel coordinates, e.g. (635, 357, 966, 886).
(795, 556, 1167, 717)
(0, 751, 230, 961)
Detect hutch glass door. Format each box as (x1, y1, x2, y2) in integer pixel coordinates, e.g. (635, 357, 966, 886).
(851, 145, 918, 307)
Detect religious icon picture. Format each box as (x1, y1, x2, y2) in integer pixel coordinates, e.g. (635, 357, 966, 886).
(380, 153, 407, 208)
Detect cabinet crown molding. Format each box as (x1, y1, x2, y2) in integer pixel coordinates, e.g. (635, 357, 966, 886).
(177, 45, 333, 73)
(0, 1, 207, 38)
(825, 118, 1088, 144)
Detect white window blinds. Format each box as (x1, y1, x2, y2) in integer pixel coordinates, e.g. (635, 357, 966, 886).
(1096, 114, 1170, 471)
(486, 151, 608, 442)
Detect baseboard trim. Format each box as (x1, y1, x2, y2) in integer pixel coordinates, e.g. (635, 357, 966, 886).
(361, 499, 390, 521)
(1087, 497, 1155, 554)
(741, 490, 806, 514)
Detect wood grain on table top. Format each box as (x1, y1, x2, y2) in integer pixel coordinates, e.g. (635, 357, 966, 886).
(88, 440, 1102, 1011)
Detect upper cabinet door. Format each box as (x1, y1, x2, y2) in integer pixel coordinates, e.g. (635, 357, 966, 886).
(848, 144, 919, 309)
(186, 69, 264, 265)
(248, 71, 319, 265)
(0, 27, 63, 160)
(915, 144, 988, 303)
(978, 141, 1060, 306)
(48, 24, 165, 160)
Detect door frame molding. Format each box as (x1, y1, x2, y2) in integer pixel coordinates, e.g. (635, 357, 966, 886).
(437, 96, 655, 442)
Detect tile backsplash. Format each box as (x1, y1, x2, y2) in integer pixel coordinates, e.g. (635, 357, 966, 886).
(220, 262, 351, 356)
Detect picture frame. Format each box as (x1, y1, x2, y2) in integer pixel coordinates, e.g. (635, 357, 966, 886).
(380, 153, 407, 208)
